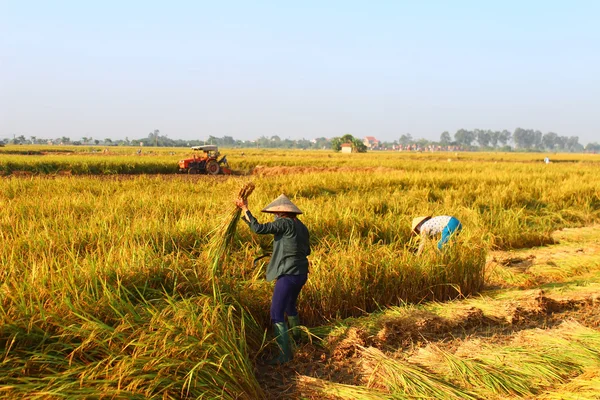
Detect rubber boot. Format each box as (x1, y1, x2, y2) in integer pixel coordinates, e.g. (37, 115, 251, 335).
(268, 322, 293, 365)
(287, 315, 301, 342)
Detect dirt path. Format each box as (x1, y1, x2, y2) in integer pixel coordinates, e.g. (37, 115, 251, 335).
(256, 225, 600, 399)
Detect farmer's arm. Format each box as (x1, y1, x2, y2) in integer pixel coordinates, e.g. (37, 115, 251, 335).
(236, 198, 286, 235)
(244, 211, 287, 234)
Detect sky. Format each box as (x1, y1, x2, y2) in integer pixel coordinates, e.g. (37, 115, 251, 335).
(1, 1, 599, 144)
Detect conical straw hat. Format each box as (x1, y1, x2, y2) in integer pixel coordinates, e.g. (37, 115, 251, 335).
(261, 194, 303, 214)
(411, 216, 431, 232)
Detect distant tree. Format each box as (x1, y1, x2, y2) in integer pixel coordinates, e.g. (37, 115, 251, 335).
(416, 138, 430, 148)
(454, 129, 475, 146)
(331, 134, 366, 152)
(352, 138, 367, 152)
(30, 136, 37, 144)
(255, 136, 269, 148)
(565, 136, 582, 152)
(489, 131, 500, 148)
(331, 137, 344, 151)
(585, 142, 600, 152)
(399, 133, 413, 145)
(104, 138, 113, 144)
(148, 129, 160, 146)
(296, 138, 311, 149)
(498, 130, 512, 146)
(514, 128, 542, 150)
(542, 132, 559, 150)
(313, 137, 330, 149)
(439, 131, 451, 145)
(554, 135, 567, 150)
(13, 135, 26, 144)
(475, 129, 491, 148)
(532, 130, 543, 149)
(330, 138, 340, 151)
(513, 128, 529, 149)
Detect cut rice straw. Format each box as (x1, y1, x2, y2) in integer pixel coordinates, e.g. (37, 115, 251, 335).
(295, 375, 395, 400)
(207, 181, 255, 300)
(360, 346, 477, 400)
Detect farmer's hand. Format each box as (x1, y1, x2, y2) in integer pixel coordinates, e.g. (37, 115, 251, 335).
(235, 198, 248, 211)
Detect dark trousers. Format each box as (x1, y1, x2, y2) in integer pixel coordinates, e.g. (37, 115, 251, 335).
(271, 273, 308, 324)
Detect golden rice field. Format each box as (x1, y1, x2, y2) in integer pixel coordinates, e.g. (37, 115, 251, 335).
(1, 146, 599, 399)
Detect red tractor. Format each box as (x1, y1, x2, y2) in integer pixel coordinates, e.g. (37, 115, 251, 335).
(178, 145, 232, 175)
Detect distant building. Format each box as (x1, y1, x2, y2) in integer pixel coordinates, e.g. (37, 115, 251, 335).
(341, 143, 353, 153)
(363, 136, 379, 149)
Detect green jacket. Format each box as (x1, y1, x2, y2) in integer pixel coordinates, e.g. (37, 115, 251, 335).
(244, 212, 310, 281)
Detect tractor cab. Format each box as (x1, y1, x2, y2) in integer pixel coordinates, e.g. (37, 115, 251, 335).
(178, 145, 232, 175)
(191, 145, 220, 159)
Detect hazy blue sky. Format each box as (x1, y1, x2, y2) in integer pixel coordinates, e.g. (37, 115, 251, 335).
(2, 1, 599, 143)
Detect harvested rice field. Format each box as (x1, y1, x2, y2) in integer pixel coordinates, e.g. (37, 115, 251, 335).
(1, 146, 599, 399)
(277, 226, 600, 399)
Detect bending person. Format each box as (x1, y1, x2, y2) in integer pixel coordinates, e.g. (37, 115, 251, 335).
(412, 215, 462, 255)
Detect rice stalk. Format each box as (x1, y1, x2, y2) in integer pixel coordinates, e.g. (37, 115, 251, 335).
(0, 292, 265, 399)
(206, 181, 255, 300)
(514, 322, 600, 369)
(295, 375, 396, 400)
(436, 347, 533, 397)
(360, 346, 477, 400)
(423, 322, 600, 398)
(538, 370, 600, 400)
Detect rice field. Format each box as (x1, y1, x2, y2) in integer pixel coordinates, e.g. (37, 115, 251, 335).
(1, 146, 599, 398)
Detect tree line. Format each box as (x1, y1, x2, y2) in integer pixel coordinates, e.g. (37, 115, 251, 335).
(3, 128, 599, 152)
(443, 128, 586, 152)
(395, 129, 591, 152)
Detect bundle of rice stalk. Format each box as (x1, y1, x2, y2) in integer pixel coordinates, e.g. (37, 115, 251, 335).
(511, 323, 600, 376)
(206, 182, 255, 298)
(539, 370, 600, 400)
(360, 346, 477, 400)
(295, 375, 393, 400)
(437, 347, 533, 397)
(551, 321, 600, 356)
(476, 345, 580, 387)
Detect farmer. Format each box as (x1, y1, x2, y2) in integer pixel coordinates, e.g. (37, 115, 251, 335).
(412, 215, 462, 255)
(235, 194, 310, 365)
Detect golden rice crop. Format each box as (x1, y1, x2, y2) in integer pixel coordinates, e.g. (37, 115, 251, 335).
(1, 149, 599, 397)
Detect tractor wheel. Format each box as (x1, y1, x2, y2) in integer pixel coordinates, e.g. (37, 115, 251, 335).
(188, 167, 200, 174)
(206, 160, 220, 175)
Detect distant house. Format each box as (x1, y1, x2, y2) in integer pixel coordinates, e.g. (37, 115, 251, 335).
(363, 136, 379, 149)
(341, 143, 353, 153)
